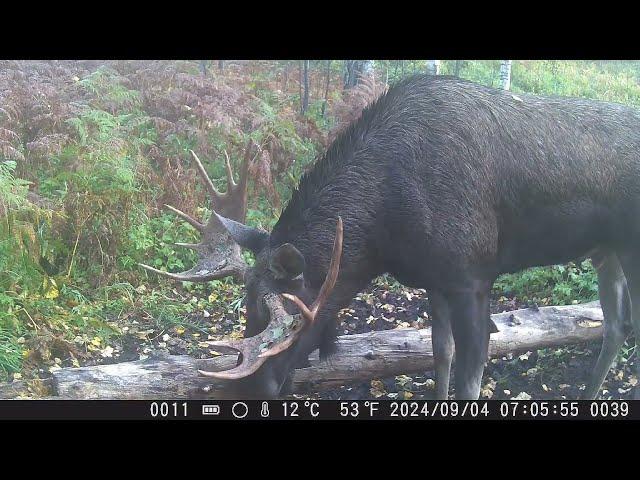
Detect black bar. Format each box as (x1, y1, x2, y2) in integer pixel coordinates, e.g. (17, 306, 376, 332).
(0, 400, 639, 421)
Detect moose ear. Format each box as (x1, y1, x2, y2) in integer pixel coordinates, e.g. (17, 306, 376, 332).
(269, 243, 305, 280)
(215, 213, 269, 253)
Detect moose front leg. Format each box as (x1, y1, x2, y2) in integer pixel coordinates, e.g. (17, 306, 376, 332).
(446, 284, 491, 400)
(429, 291, 454, 400)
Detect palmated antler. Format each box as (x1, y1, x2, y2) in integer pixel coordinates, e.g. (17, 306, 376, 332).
(139, 140, 258, 282)
(199, 217, 344, 379)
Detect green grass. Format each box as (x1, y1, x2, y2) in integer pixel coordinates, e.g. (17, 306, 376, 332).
(0, 327, 23, 381)
(494, 260, 599, 306)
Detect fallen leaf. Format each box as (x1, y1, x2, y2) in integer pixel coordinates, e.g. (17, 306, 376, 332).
(577, 319, 602, 328)
(512, 392, 532, 400)
(100, 346, 114, 358)
(370, 379, 387, 398)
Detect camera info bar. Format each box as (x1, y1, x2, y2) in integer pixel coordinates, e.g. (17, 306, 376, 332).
(0, 400, 637, 421)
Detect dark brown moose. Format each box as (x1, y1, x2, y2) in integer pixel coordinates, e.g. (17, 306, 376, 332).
(142, 75, 640, 400)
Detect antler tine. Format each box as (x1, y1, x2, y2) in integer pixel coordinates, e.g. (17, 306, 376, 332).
(238, 139, 259, 190)
(223, 150, 237, 190)
(198, 338, 269, 379)
(164, 204, 204, 232)
(281, 293, 314, 321)
(138, 260, 244, 282)
(311, 217, 343, 316)
(189, 150, 224, 199)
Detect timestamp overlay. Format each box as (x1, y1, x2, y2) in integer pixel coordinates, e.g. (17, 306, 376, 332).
(0, 400, 638, 420)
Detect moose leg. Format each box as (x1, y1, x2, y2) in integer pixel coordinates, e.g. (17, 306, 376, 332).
(446, 283, 491, 400)
(616, 250, 640, 399)
(582, 250, 630, 400)
(429, 291, 454, 400)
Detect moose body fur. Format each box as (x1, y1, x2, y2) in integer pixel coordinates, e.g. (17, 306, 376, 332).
(275, 76, 640, 286)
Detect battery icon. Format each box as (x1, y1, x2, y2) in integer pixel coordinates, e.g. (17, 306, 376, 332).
(202, 405, 220, 415)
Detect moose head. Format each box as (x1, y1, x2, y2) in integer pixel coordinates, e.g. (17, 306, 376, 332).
(140, 141, 344, 397)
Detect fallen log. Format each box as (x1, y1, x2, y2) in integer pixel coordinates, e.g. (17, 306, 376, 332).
(2, 301, 604, 399)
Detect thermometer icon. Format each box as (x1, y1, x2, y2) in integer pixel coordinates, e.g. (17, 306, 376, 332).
(261, 402, 270, 417)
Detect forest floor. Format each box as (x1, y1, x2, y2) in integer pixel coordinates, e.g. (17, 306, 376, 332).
(15, 281, 637, 401)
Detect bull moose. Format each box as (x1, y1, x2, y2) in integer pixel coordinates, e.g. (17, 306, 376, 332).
(142, 75, 640, 400)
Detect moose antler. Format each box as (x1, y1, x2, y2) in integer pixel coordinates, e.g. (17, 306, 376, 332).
(198, 217, 343, 379)
(139, 140, 258, 282)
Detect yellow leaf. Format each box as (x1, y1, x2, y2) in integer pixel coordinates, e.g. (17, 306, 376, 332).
(577, 319, 602, 328)
(229, 331, 244, 340)
(370, 379, 387, 398)
(43, 277, 59, 299)
(174, 326, 186, 335)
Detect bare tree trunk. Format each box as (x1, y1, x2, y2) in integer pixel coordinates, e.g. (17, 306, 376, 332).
(426, 60, 440, 75)
(321, 60, 331, 118)
(500, 60, 513, 90)
(344, 60, 357, 89)
(199, 61, 208, 76)
(361, 60, 374, 77)
(299, 61, 303, 109)
(302, 60, 310, 114)
(343, 60, 372, 89)
(454, 60, 462, 77)
(218, 60, 224, 71)
(0, 301, 605, 399)
(282, 61, 290, 91)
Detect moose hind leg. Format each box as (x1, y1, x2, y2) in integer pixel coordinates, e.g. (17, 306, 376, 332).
(582, 250, 630, 400)
(446, 283, 491, 400)
(429, 291, 454, 400)
(617, 250, 640, 399)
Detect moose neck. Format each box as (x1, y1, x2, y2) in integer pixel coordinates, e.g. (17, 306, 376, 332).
(270, 126, 388, 299)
